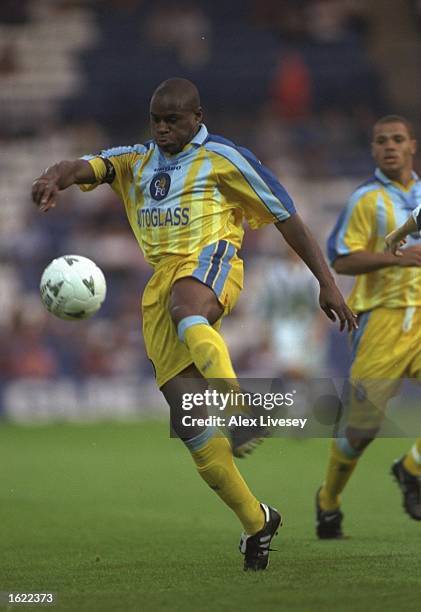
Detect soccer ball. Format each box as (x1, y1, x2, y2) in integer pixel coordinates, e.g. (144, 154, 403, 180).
(40, 255, 107, 320)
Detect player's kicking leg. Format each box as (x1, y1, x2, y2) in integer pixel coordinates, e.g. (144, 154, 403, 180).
(162, 367, 281, 570)
(170, 276, 267, 457)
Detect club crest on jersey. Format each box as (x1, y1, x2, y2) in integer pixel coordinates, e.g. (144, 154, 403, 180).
(150, 172, 171, 201)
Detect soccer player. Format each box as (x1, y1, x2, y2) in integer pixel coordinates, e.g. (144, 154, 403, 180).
(32, 78, 356, 570)
(316, 115, 421, 539)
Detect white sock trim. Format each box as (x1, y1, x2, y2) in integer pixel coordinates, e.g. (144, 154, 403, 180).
(411, 444, 421, 465)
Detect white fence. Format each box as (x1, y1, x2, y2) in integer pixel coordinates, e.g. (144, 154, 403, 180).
(0, 377, 166, 423)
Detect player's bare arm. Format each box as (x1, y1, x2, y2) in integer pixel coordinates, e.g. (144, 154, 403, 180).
(334, 246, 421, 274)
(385, 215, 418, 254)
(276, 214, 357, 332)
(32, 159, 96, 212)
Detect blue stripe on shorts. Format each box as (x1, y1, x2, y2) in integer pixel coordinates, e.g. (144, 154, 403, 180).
(205, 240, 228, 287)
(192, 240, 236, 298)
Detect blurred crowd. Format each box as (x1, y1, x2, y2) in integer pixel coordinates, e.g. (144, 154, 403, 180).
(1, 0, 420, 398)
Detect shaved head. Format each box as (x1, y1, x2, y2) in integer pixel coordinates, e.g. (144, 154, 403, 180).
(149, 78, 203, 154)
(151, 78, 201, 112)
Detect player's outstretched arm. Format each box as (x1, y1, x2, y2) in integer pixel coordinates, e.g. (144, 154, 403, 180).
(276, 214, 357, 332)
(32, 159, 96, 212)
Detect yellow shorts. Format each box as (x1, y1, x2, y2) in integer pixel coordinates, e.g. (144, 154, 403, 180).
(347, 306, 421, 429)
(142, 240, 244, 388)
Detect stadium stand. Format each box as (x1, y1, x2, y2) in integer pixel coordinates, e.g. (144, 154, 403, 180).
(1, 0, 419, 419)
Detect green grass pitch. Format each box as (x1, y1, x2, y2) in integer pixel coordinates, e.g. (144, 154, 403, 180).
(1, 421, 421, 611)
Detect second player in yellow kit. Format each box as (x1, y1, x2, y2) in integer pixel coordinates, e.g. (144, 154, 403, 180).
(317, 115, 421, 539)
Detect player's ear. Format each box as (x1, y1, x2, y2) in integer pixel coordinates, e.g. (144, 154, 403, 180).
(195, 107, 203, 124)
(410, 138, 417, 155)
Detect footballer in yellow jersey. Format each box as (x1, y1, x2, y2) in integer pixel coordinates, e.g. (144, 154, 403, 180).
(32, 77, 355, 570)
(79, 123, 303, 390)
(317, 115, 421, 539)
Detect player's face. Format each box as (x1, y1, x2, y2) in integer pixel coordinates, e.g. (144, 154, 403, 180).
(150, 96, 202, 155)
(371, 122, 416, 180)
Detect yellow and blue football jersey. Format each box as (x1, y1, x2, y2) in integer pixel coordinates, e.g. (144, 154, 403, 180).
(327, 169, 421, 313)
(80, 124, 295, 267)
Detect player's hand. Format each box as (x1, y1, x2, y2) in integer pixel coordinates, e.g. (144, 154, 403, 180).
(395, 245, 421, 267)
(384, 230, 406, 255)
(319, 284, 358, 332)
(32, 175, 59, 212)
